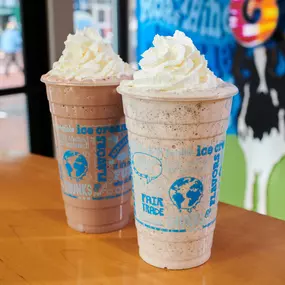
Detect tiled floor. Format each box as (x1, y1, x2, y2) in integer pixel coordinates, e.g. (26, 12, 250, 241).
(0, 93, 29, 153)
(0, 52, 28, 154)
(0, 72, 25, 89)
(0, 52, 25, 89)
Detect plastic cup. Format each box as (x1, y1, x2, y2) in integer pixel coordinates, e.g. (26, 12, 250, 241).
(118, 83, 238, 269)
(42, 78, 132, 233)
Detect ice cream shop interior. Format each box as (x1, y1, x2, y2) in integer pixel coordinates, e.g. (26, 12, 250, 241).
(0, 0, 285, 283)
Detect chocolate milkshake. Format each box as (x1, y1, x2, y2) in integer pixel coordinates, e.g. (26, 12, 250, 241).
(118, 31, 238, 269)
(41, 28, 133, 233)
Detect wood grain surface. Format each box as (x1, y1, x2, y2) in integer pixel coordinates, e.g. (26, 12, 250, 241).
(0, 153, 284, 284)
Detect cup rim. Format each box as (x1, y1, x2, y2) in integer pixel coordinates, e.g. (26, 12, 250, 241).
(117, 82, 238, 102)
(40, 75, 123, 87)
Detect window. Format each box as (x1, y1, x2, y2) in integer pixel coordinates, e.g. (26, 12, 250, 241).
(73, 0, 115, 48)
(0, 1, 53, 156)
(0, 0, 24, 89)
(0, 94, 28, 153)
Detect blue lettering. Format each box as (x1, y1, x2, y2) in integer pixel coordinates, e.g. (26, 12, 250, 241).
(142, 193, 146, 203)
(182, 0, 203, 32)
(215, 142, 224, 152)
(215, 143, 220, 152)
(209, 143, 223, 208)
(109, 126, 116, 133)
(109, 135, 128, 159)
(157, 197, 163, 207)
(114, 180, 122, 186)
(113, 161, 130, 170)
(196, 145, 216, 156)
(146, 195, 152, 204)
(95, 124, 127, 135)
(201, 147, 207, 156)
(211, 181, 217, 193)
(214, 153, 220, 161)
(141, 194, 164, 216)
(102, 126, 109, 134)
(142, 203, 164, 216)
(210, 194, 216, 206)
(98, 157, 106, 166)
(76, 125, 94, 135)
(96, 136, 107, 182)
(196, 145, 201, 156)
(114, 175, 131, 186)
(142, 202, 147, 212)
(76, 124, 81, 134)
(208, 146, 213, 155)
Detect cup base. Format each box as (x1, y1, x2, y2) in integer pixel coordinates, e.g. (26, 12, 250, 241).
(139, 249, 211, 270)
(67, 217, 130, 234)
(63, 195, 131, 234)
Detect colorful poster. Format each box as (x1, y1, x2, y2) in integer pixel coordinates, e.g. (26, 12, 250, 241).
(136, 0, 285, 219)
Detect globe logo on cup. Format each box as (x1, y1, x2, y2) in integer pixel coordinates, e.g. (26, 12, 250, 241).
(169, 177, 203, 213)
(131, 152, 162, 184)
(63, 150, 88, 182)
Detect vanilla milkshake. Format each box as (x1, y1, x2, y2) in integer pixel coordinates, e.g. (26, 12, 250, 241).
(118, 31, 238, 269)
(41, 28, 133, 233)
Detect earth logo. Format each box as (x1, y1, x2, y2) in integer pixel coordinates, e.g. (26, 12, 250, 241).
(169, 177, 203, 213)
(63, 150, 88, 182)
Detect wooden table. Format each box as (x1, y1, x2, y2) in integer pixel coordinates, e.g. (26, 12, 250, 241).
(0, 154, 285, 285)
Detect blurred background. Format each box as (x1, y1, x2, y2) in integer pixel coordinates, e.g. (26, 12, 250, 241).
(0, 0, 285, 220)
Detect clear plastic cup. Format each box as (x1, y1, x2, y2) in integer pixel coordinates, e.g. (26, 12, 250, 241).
(118, 83, 238, 269)
(42, 78, 132, 233)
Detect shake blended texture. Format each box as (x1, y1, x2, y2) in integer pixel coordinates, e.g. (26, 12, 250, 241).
(42, 28, 133, 233)
(118, 31, 238, 269)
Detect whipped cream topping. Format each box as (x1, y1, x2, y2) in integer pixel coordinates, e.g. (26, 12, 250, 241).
(46, 28, 133, 81)
(120, 31, 221, 92)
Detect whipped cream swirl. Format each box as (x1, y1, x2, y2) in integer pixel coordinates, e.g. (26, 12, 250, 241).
(121, 31, 221, 91)
(46, 28, 133, 81)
